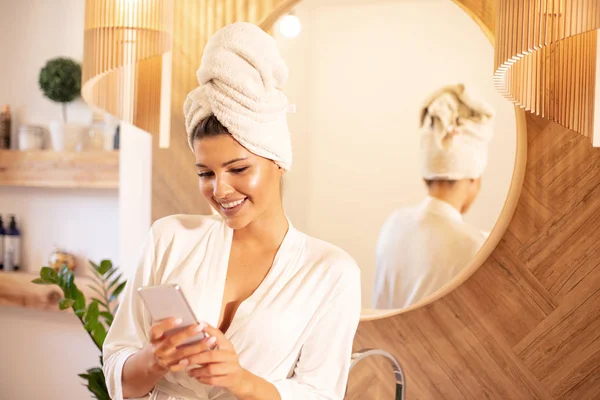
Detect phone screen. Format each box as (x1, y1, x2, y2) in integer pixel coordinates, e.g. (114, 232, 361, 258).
(137, 284, 206, 345)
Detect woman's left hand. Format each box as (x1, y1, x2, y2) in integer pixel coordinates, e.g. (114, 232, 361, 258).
(182, 323, 249, 394)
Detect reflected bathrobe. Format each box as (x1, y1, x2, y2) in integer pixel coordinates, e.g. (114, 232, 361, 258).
(372, 197, 487, 309)
(103, 214, 361, 400)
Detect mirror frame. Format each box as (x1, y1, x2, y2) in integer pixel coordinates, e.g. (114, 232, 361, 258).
(259, 0, 528, 320)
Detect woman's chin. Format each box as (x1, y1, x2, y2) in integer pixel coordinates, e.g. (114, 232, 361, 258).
(222, 213, 252, 230)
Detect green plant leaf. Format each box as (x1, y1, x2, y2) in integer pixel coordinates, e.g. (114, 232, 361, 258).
(31, 278, 53, 285)
(65, 282, 79, 300)
(89, 260, 102, 274)
(89, 283, 106, 299)
(107, 273, 123, 291)
(84, 319, 99, 332)
(40, 267, 58, 283)
(99, 260, 113, 275)
(83, 300, 100, 332)
(57, 274, 66, 290)
(57, 266, 74, 292)
(92, 323, 107, 349)
(85, 300, 100, 322)
(58, 264, 70, 277)
(90, 267, 105, 283)
(91, 297, 109, 310)
(66, 268, 75, 287)
(109, 281, 127, 302)
(99, 311, 114, 327)
(104, 267, 118, 281)
(59, 298, 75, 310)
(73, 289, 86, 316)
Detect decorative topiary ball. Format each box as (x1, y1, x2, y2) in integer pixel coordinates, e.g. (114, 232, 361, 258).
(38, 57, 82, 103)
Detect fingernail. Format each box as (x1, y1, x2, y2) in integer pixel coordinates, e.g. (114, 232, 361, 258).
(174, 318, 183, 325)
(194, 324, 205, 332)
(207, 336, 217, 345)
(179, 359, 189, 366)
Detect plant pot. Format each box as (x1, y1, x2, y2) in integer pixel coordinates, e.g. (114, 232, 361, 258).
(49, 122, 89, 151)
(49, 120, 65, 150)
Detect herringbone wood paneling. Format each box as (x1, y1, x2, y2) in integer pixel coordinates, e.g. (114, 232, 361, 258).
(346, 355, 397, 400)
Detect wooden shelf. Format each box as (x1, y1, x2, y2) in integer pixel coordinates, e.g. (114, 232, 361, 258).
(0, 149, 119, 189)
(0, 270, 95, 312)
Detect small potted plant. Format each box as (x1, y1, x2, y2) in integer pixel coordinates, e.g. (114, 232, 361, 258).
(38, 57, 84, 150)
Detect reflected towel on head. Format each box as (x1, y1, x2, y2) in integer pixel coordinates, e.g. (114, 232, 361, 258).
(183, 22, 293, 170)
(419, 83, 495, 180)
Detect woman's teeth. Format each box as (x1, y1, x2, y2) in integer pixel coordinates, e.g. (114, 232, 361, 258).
(221, 198, 245, 209)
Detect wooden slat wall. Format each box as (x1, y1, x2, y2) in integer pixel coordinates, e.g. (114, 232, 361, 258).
(493, 0, 599, 140)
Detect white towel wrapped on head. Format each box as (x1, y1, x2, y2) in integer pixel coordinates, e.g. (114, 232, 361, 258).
(419, 84, 495, 180)
(184, 22, 293, 170)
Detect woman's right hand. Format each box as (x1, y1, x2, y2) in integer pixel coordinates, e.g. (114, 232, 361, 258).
(147, 318, 218, 373)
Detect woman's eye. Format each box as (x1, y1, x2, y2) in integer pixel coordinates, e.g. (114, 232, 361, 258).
(230, 167, 249, 174)
(198, 171, 214, 178)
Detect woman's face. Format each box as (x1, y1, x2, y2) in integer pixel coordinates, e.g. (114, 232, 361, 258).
(193, 134, 283, 230)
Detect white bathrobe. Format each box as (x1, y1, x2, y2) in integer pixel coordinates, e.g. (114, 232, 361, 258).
(103, 215, 361, 400)
(372, 197, 487, 310)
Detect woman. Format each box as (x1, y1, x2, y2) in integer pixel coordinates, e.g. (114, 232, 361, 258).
(103, 22, 361, 400)
(372, 84, 494, 309)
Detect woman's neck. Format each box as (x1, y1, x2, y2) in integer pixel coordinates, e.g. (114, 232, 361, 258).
(232, 204, 289, 251)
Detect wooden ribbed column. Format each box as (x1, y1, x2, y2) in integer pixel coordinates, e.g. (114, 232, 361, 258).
(494, 0, 600, 140)
(82, 0, 174, 136)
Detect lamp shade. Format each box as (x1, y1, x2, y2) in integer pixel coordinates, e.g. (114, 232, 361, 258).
(82, 0, 174, 136)
(494, 0, 599, 140)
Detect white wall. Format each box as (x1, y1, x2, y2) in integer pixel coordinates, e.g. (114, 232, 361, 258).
(277, 0, 517, 305)
(0, 306, 101, 400)
(119, 122, 152, 277)
(0, 1, 122, 399)
(0, 187, 119, 271)
(0, 0, 93, 142)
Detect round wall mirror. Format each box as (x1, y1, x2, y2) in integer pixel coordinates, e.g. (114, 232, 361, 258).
(270, 0, 520, 313)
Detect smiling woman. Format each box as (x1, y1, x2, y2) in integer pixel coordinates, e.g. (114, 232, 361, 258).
(192, 115, 284, 229)
(102, 22, 362, 400)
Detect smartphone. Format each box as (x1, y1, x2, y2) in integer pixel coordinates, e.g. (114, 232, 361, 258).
(137, 284, 206, 346)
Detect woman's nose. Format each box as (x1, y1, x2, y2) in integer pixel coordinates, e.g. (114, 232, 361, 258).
(213, 176, 234, 199)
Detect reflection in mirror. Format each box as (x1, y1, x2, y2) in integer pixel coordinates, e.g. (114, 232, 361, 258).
(276, 0, 516, 310)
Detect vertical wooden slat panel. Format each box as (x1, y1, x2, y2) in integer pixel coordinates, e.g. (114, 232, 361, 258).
(494, 0, 599, 140)
(81, 0, 173, 136)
